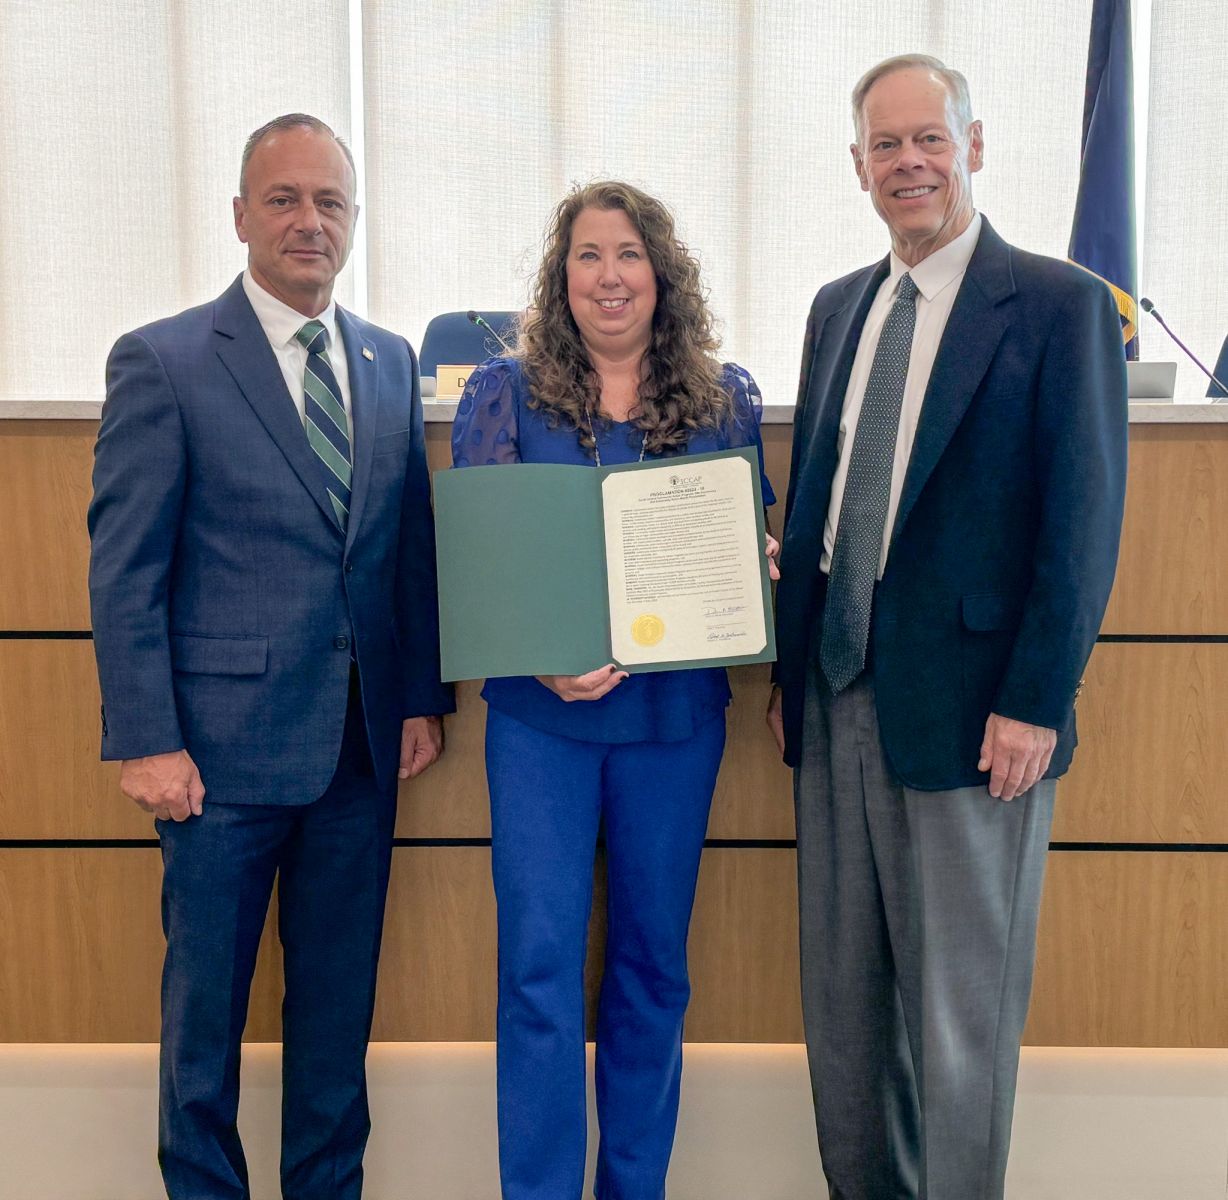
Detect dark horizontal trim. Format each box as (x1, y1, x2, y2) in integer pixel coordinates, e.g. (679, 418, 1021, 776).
(1049, 841, 1228, 853)
(5, 838, 1228, 854)
(5, 631, 1228, 645)
(703, 838, 798, 849)
(0, 630, 92, 640)
(393, 837, 490, 848)
(0, 839, 159, 848)
(1097, 633, 1228, 643)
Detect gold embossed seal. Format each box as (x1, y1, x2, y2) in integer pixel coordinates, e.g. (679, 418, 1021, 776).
(631, 614, 665, 647)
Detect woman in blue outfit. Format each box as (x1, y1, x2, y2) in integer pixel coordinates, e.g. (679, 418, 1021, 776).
(451, 180, 777, 1200)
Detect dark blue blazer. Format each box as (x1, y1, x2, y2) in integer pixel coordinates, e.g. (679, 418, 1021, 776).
(774, 219, 1128, 789)
(89, 276, 453, 804)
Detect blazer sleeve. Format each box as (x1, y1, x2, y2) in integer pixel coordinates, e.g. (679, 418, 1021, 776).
(993, 276, 1128, 730)
(87, 332, 189, 760)
(394, 339, 456, 719)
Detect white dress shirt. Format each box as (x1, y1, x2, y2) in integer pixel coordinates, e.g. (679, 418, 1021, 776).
(821, 212, 983, 577)
(242, 270, 352, 426)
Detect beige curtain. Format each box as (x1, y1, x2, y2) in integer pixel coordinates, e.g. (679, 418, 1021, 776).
(11, 1, 1225, 406)
(1142, 0, 1228, 396)
(362, 0, 1093, 406)
(0, 0, 351, 401)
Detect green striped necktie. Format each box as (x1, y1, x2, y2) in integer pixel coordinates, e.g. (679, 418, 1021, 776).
(295, 320, 351, 531)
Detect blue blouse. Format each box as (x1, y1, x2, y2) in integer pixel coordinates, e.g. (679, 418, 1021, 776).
(451, 357, 776, 744)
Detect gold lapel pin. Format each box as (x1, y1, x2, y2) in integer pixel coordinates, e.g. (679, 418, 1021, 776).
(362, 346, 374, 361)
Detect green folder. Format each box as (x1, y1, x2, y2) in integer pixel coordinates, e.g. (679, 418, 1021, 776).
(433, 446, 776, 681)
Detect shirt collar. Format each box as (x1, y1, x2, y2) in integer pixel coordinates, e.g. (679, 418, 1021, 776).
(887, 211, 982, 302)
(242, 269, 338, 350)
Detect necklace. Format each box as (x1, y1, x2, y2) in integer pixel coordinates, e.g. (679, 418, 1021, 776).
(585, 406, 647, 467)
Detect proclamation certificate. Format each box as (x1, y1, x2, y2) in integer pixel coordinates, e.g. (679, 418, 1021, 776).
(602, 452, 769, 666)
(434, 446, 774, 679)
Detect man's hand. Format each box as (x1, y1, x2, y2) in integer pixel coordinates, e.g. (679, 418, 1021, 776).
(120, 750, 205, 822)
(399, 715, 445, 780)
(536, 664, 628, 703)
(765, 533, 781, 581)
(978, 713, 1057, 801)
(766, 685, 786, 758)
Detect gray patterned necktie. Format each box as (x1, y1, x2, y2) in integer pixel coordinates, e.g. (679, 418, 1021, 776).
(820, 272, 918, 694)
(295, 320, 352, 531)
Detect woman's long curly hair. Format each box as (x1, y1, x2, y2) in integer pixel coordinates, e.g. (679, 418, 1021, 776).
(516, 181, 730, 456)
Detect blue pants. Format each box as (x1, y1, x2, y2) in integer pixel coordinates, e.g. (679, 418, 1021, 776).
(157, 678, 396, 1200)
(486, 707, 726, 1200)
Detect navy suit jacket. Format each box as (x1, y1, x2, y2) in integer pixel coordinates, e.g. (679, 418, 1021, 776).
(89, 276, 454, 804)
(774, 218, 1128, 789)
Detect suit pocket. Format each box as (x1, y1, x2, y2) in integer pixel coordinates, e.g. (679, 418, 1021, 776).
(170, 633, 268, 675)
(960, 592, 1024, 632)
(373, 428, 411, 457)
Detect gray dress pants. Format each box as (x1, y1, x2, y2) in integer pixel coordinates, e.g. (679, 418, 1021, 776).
(794, 663, 1055, 1200)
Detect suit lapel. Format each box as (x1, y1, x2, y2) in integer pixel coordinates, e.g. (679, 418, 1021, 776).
(212, 277, 343, 535)
(890, 219, 1014, 545)
(337, 310, 378, 549)
(796, 261, 889, 500)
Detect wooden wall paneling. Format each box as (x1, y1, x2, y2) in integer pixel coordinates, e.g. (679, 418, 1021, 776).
(0, 640, 142, 839)
(395, 681, 490, 839)
(424, 424, 452, 473)
(0, 422, 95, 630)
(1057, 643, 1228, 843)
(0, 846, 284, 1043)
(373, 847, 497, 1040)
(0, 849, 164, 1041)
(1025, 851, 1228, 1048)
(1103, 426, 1228, 634)
(708, 665, 795, 840)
(685, 848, 803, 1042)
(760, 425, 793, 521)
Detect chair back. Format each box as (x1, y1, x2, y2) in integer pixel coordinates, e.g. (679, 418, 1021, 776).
(419, 311, 517, 377)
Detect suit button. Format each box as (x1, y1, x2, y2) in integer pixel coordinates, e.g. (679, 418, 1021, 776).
(333, 635, 350, 651)
(345, 561, 354, 573)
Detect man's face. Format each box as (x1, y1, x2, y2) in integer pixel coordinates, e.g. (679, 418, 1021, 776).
(851, 67, 983, 265)
(233, 127, 357, 317)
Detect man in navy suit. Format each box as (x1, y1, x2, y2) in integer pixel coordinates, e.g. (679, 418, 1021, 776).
(88, 114, 453, 1199)
(767, 57, 1127, 1199)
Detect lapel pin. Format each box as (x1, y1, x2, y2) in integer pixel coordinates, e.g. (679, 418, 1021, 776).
(362, 346, 374, 361)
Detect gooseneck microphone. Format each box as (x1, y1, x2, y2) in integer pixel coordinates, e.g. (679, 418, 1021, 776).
(467, 310, 514, 355)
(1139, 298, 1228, 398)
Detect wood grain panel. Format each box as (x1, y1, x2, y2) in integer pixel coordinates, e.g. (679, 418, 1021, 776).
(0, 421, 95, 630)
(686, 848, 803, 1042)
(395, 681, 491, 838)
(424, 423, 453, 473)
(0, 640, 144, 838)
(1103, 425, 1228, 634)
(760, 424, 793, 523)
(7, 846, 1227, 1047)
(708, 664, 795, 839)
(372, 847, 498, 1040)
(0, 849, 163, 1041)
(1026, 851, 1228, 1047)
(0, 847, 284, 1042)
(1058, 643, 1228, 843)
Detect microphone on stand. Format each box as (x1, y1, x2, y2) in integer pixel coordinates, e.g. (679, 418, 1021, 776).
(1139, 298, 1228, 399)
(467, 310, 514, 355)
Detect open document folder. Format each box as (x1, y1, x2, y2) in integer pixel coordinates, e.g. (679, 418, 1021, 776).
(433, 446, 777, 681)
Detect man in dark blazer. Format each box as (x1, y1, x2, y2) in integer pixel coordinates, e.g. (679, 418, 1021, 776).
(88, 114, 453, 1199)
(767, 57, 1128, 1199)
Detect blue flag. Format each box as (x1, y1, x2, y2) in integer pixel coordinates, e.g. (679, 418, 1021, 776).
(1068, 0, 1138, 359)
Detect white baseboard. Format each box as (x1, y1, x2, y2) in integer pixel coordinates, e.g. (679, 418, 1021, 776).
(2, 1044, 1226, 1199)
